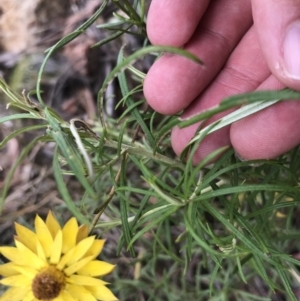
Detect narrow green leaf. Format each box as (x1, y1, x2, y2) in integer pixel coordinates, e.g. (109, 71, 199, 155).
(116, 192, 151, 255)
(184, 209, 222, 258)
(45, 108, 96, 198)
(117, 47, 155, 146)
(152, 230, 184, 263)
(202, 203, 277, 266)
(92, 27, 131, 48)
(37, 0, 110, 105)
(118, 153, 135, 256)
(236, 254, 247, 284)
(0, 113, 41, 124)
(0, 124, 47, 149)
(128, 205, 178, 248)
(196, 184, 297, 202)
(179, 89, 300, 129)
(275, 264, 297, 301)
(209, 260, 222, 297)
(53, 147, 90, 225)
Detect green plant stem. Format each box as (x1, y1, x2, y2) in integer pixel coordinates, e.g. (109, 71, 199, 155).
(103, 139, 185, 169)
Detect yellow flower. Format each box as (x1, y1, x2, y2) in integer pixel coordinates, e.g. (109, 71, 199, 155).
(0, 212, 117, 301)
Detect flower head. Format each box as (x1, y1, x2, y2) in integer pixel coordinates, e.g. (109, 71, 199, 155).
(0, 212, 117, 301)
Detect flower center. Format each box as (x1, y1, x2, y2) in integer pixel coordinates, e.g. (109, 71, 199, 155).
(32, 266, 65, 300)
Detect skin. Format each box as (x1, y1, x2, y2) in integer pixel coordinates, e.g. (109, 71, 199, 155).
(144, 0, 300, 164)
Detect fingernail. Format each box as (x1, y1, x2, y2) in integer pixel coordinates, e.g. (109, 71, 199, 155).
(283, 22, 300, 79)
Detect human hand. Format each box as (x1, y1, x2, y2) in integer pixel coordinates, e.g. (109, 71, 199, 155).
(143, 0, 300, 164)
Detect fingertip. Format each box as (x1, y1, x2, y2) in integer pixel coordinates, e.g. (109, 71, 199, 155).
(252, 0, 300, 91)
(143, 61, 182, 115)
(147, 0, 209, 46)
(143, 54, 202, 115)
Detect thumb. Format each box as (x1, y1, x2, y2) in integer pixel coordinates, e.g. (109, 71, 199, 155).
(252, 0, 300, 90)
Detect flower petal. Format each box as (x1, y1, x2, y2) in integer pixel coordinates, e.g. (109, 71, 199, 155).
(76, 224, 89, 243)
(67, 274, 108, 286)
(60, 290, 76, 301)
(0, 286, 30, 301)
(36, 238, 46, 261)
(67, 284, 97, 301)
(15, 240, 46, 270)
(11, 266, 37, 279)
(84, 239, 105, 259)
(0, 274, 32, 286)
(46, 211, 61, 239)
(50, 230, 63, 264)
(0, 262, 20, 277)
(52, 295, 64, 301)
(23, 290, 34, 301)
(86, 285, 118, 301)
(35, 215, 54, 258)
(64, 255, 94, 276)
(14, 223, 37, 253)
(77, 260, 115, 277)
(0, 247, 28, 266)
(66, 236, 95, 266)
(62, 217, 78, 254)
(1, 242, 45, 271)
(56, 248, 74, 271)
